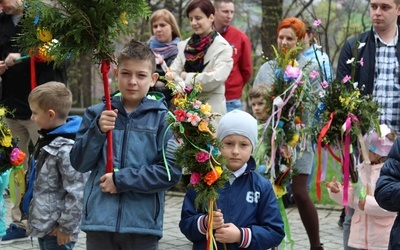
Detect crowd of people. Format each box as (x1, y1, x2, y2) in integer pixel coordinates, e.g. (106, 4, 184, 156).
(1, 0, 400, 249)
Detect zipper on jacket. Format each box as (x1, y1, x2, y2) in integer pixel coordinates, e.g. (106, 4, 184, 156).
(85, 170, 98, 218)
(154, 193, 160, 222)
(115, 120, 130, 232)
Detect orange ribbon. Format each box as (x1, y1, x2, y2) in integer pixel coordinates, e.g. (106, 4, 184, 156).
(316, 112, 334, 201)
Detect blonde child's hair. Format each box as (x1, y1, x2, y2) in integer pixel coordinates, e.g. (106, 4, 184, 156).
(249, 84, 271, 100)
(28, 82, 72, 120)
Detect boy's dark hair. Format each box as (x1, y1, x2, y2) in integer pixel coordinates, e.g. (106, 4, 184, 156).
(28, 81, 72, 120)
(249, 85, 270, 100)
(117, 39, 156, 73)
(186, 0, 215, 18)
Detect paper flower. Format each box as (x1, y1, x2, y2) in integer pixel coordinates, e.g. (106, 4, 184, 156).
(196, 151, 210, 163)
(204, 167, 223, 186)
(190, 172, 203, 186)
(313, 19, 322, 27)
(342, 75, 351, 83)
(120, 12, 128, 25)
(0, 107, 26, 174)
(173, 109, 186, 122)
(36, 28, 53, 43)
(165, 74, 228, 211)
(10, 148, 26, 166)
(283, 65, 301, 82)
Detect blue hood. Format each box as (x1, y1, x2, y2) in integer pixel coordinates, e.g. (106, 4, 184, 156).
(49, 115, 82, 136)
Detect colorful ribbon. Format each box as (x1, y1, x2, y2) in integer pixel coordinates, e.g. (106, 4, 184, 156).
(9, 165, 25, 204)
(341, 114, 358, 205)
(206, 199, 217, 250)
(316, 112, 334, 201)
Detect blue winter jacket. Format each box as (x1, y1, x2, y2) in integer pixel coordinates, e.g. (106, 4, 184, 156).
(375, 137, 400, 250)
(180, 157, 285, 249)
(70, 95, 181, 238)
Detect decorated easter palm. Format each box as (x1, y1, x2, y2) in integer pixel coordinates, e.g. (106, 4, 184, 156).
(17, 0, 151, 173)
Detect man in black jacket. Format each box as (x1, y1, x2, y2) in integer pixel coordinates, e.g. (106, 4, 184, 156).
(337, 0, 400, 249)
(0, 0, 66, 244)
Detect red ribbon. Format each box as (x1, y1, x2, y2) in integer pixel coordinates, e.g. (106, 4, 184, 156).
(316, 112, 334, 201)
(326, 144, 341, 163)
(30, 57, 36, 90)
(101, 60, 113, 173)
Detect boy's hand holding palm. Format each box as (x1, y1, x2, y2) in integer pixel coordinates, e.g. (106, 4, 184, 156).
(210, 209, 241, 244)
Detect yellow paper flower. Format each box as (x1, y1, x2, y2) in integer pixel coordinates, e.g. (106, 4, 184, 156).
(198, 120, 215, 137)
(339, 96, 351, 106)
(198, 121, 209, 132)
(37, 28, 53, 43)
(288, 59, 299, 67)
(0, 108, 5, 117)
(287, 133, 300, 147)
(173, 96, 187, 108)
(200, 103, 212, 117)
(273, 184, 287, 198)
(120, 12, 128, 25)
(0, 135, 12, 147)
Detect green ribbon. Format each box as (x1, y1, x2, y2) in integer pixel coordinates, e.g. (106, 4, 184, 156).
(278, 197, 294, 249)
(9, 165, 25, 204)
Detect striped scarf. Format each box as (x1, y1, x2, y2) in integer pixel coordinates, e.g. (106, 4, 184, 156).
(184, 31, 217, 73)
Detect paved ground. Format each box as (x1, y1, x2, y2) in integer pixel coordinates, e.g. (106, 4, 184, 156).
(2, 191, 343, 249)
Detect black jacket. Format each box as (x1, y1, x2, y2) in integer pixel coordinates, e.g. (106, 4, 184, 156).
(375, 137, 400, 250)
(336, 26, 400, 95)
(0, 13, 65, 119)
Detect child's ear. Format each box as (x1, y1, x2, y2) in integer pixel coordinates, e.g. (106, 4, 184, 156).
(48, 109, 56, 120)
(150, 73, 159, 87)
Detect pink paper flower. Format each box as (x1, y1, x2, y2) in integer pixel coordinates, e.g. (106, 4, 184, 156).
(173, 109, 187, 122)
(196, 151, 210, 163)
(187, 112, 201, 126)
(359, 57, 364, 67)
(192, 100, 202, 109)
(309, 70, 319, 79)
(190, 172, 203, 186)
(343, 75, 351, 84)
(321, 81, 329, 89)
(284, 65, 301, 81)
(313, 19, 322, 26)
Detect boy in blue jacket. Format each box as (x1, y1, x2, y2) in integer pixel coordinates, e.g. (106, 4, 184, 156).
(26, 82, 88, 249)
(70, 39, 181, 250)
(180, 110, 284, 249)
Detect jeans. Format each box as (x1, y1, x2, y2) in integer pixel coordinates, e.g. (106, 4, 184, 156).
(38, 235, 76, 250)
(86, 231, 159, 250)
(226, 99, 242, 112)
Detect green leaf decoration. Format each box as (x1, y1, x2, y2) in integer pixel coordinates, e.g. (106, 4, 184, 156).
(17, 0, 151, 66)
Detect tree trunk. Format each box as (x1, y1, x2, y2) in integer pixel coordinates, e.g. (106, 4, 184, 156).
(261, 0, 283, 59)
(67, 54, 92, 108)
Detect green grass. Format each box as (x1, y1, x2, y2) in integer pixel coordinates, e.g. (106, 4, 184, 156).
(309, 152, 344, 205)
